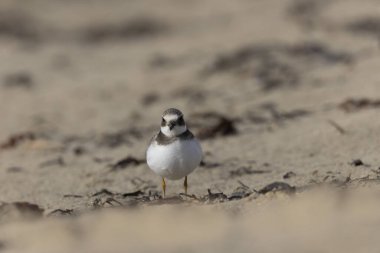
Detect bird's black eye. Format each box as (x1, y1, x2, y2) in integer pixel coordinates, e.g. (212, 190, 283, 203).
(177, 116, 185, 125)
(161, 117, 166, 126)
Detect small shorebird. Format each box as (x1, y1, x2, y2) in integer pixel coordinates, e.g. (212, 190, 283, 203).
(146, 108, 202, 197)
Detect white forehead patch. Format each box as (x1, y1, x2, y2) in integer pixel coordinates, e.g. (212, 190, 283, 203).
(163, 114, 179, 122)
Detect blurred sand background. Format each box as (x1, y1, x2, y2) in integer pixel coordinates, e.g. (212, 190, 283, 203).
(0, 0, 379, 252)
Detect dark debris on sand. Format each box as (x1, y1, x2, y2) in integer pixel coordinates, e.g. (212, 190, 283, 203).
(0, 202, 44, 223)
(327, 120, 346, 135)
(203, 42, 352, 91)
(6, 166, 24, 173)
(287, 0, 328, 29)
(98, 128, 143, 148)
(122, 190, 144, 198)
(92, 197, 125, 208)
(86, 184, 255, 207)
(258, 182, 296, 194)
(205, 43, 352, 74)
(339, 98, 380, 112)
(90, 188, 154, 208)
(83, 181, 298, 208)
(246, 103, 312, 126)
(48, 209, 74, 217)
(3, 72, 34, 89)
(96, 183, 284, 205)
(350, 159, 370, 167)
(261, 103, 311, 122)
(0, 11, 42, 42)
(283, 171, 297, 179)
(347, 17, 380, 37)
(190, 112, 237, 140)
(199, 160, 221, 169)
(141, 92, 160, 106)
(63, 194, 83, 198)
(288, 42, 352, 64)
(203, 189, 228, 202)
(255, 59, 300, 91)
(0, 240, 6, 250)
(228, 182, 254, 201)
(0, 132, 36, 150)
(82, 18, 167, 43)
(229, 166, 270, 178)
(110, 156, 145, 171)
(86, 188, 236, 208)
(73, 146, 86, 156)
(91, 189, 115, 197)
(19, 176, 380, 217)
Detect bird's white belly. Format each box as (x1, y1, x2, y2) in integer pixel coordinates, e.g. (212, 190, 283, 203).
(146, 139, 202, 180)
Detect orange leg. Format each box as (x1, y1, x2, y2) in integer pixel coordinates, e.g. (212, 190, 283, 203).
(162, 177, 166, 198)
(184, 176, 188, 195)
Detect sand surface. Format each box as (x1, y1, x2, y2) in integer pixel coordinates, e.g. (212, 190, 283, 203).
(0, 0, 380, 252)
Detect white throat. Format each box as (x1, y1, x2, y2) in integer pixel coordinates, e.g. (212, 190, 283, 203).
(161, 125, 187, 137)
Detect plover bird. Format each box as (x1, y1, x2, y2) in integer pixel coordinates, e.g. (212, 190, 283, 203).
(146, 108, 202, 197)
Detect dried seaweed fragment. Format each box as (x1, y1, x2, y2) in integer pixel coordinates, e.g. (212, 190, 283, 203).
(191, 112, 237, 140)
(3, 72, 34, 89)
(0, 132, 36, 150)
(229, 166, 270, 178)
(83, 18, 167, 43)
(283, 171, 297, 179)
(48, 209, 74, 217)
(259, 182, 296, 194)
(339, 98, 380, 112)
(110, 156, 145, 171)
(347, 17, 380, 37)
(0, 202, 44, 223)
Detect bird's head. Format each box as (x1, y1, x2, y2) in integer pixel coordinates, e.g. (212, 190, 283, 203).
(160, 108, 187, 137)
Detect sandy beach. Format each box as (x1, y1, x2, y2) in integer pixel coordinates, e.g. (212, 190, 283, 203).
(0, 0, 380, 252)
